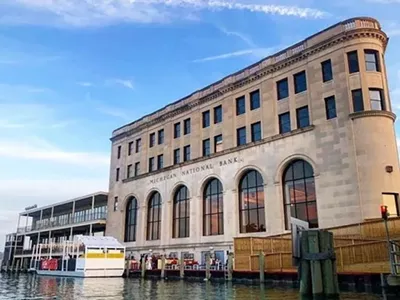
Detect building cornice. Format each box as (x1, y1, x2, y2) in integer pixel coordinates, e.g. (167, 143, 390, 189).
(349, 110, 396, 122)
(122, 126, 315, 184)
(111, 17, 386, 143)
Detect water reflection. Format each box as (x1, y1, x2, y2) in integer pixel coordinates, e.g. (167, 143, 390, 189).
(0, 273, 392, 300)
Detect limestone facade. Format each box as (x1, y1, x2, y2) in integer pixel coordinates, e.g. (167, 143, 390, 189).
(106, 17, 400, 261)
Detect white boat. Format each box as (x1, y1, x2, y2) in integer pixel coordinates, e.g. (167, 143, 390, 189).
(29, 235, 125, 278)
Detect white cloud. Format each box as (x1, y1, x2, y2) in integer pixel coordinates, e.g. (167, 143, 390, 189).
(77, 81, 93, 87)
(111, 78, 134, 90)
(0, 137, 110, 167)
(218, 27, 257, 48)
(2, 0, 328, 27)
(193, 47, 274, 62)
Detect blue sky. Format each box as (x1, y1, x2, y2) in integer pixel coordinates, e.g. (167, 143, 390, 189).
(0, 0, 400, 248)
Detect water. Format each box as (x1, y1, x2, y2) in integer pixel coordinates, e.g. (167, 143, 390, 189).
(0, 273, 392, 300)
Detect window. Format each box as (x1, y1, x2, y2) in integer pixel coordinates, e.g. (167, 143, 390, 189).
(294, 71, 307, 94)
(214, 105, 222, 124)
(127, 164, 133, 178)
(157, 154, 163, 170)
(352, 89, 364, 112)
(250, 90, 260, 110)
(365, 50, 380, 72)
(277, 78, 289, 100)
(149, 157, 155, 172)
(183, 145, 190, 162)
(147, 192, 162, 240)
(135, 138, 141, 153)
(347, 51, 359, 73)
(203, 139, 211, 156)
(236, 96, 246, 115)
(116, 168, 120, 181)
(174, 122, 181, 138)
(149, 133, 155, 148)
(203, 178, 224, 236)
(113, 197, 118, 212)
(239, 170, 266, 233)
(283, 159, 318, 230)
(369, 89, 385, 110)
(279, 112, 291, 134)
(124, 197, 138, 242)
(321, 59, 333, 82)
(173, 186, 190, 238)
(296, 106, 310, 129)
(237, 127, 246, 146)
(134, 162, 140, 176)
(325, 96, 337, 119)
(251, 122, 262, 142)
(203, 111, 210, 128)
(382, 193, 399, 218)
(158, 129, 164, 145)
(128, 142, 133, 156)
(117, 146, 121, 159)
(174, 148, 180, 164)
(184, 118, 191, 135)
(214, 135, 223, 153)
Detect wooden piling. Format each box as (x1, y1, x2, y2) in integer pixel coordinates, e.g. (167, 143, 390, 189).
(160, 255, 166, 279)
(205, 253, 211, 280)
(259, 252, 265, 283)
(141, 256, 146, 278)
(308, 230, 323, 296)
(227, 253, 233, 282)
(299, 231, 311, 295)
(319, 231, 339, 297)
(180, 253, 184, 279)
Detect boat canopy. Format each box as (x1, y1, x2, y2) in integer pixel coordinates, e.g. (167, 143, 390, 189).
(74, 236, 125, 249)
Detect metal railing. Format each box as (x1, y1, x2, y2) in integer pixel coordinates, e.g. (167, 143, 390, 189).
(17, 211, 107, 233)
(390, 239, 400, 275)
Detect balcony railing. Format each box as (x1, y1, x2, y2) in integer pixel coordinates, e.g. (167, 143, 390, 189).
(15, 243, 85, 256)
(17, 211, 107, 234)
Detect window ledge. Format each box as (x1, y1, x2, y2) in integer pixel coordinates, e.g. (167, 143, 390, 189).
(349, 110, 396, 121)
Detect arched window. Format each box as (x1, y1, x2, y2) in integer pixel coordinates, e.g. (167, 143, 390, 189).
(203, 178, 224, 236)
(173, 186, 190, 238)
(147, 192, 162, 240)
(283, 159, 318, 229)
(239, 170, 266, 233)
(124, 197, 138, 242)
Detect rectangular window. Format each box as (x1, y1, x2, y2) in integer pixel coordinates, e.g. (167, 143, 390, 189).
(135, 138, 141, 153)
(214, 105, 223, 124)
(113, 197, 118, 212)
(347, 51, 359, 73)
(369, 89, 385, 110)
(157, 154, 163, 170)
(321, 59, 333, 82)
(251, 122, 262, 142)
(352, 89, 364, 112)
(277, 78, 289, 100)
(214, 134, 223, 153)
(117, 145, 121, 159)
(184, 118, 191, 135)
(294, 71, 307, 94)
(134, 162, 140, 177)
(324, 96, 337, 119)
(183, 145, 191, 162)
(127, 164, 132, 178)
(203, 139, 211, 156)
(296, 106, 310, 129)
(174, 122, 181, 138)
(365, 50, 380, 72)
(202, 110, 210, 128)
(236, 96, 246, 115)
(250, 90, 260, 110)
(173, 148, 180, 164)
(128, 142, 133, 156)
(237, 127, 246, 146)
(158, 129, 164, 145)
(149, 157, 155, 172)
(149, 133, 155, 148)
(382, 193, 399, 218)
(116, 168, 120, 181)
(279, 112, 291, 134)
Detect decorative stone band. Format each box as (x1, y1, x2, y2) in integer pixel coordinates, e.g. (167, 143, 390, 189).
(349, 110, 397, 122)
(111, 17, 386, 143)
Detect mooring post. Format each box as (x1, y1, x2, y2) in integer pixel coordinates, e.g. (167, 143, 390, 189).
(161, 255, 166, 279)
(180, 252, 185, 279)
(299, 230, 311, 296)
(141, 256, 146, 279)
(308, 230, 323, 296)
(319, 231, 339, 297)
(227, 252, 233, 282)
(259, 252, 265, 283)
(205, 253, 211, 280)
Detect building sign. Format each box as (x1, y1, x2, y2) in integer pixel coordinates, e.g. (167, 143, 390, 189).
(149, 156, 243, 184)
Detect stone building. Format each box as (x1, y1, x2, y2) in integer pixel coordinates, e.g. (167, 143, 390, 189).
(106, 17, 400, 262)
